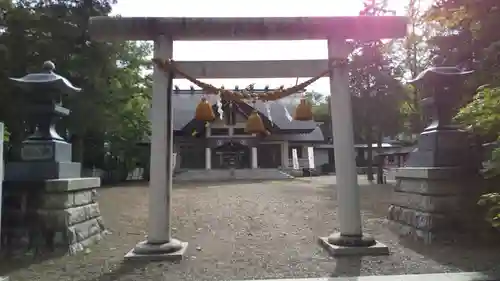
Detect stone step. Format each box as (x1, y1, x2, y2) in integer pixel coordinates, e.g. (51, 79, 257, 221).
(232, 272, 499, 281)
(173, 168, 293, 183)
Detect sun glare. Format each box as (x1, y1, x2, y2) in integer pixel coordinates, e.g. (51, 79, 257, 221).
(112, 0, 416, 93)
(113, 0, 366, 18)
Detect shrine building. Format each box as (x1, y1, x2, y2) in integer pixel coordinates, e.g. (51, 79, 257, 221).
(142, 88, 326, 171)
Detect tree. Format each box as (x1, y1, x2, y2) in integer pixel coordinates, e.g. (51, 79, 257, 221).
(0, 0, 152, 181)
(425, 0, 500, 85)
(348, 0, 405, 181)
(390, 0, 436, 136)
(425, 0, 500, 141)
(303, 91, 331, 123)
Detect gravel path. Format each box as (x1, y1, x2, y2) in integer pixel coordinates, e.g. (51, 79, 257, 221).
(1, 176, 500, 281)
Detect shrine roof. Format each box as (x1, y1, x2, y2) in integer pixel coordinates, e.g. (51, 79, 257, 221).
(264, 126, 325, 142)
(89, 16, 408, 41)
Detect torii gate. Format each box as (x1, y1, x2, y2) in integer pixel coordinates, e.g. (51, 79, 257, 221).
(89, 16, 407, 260)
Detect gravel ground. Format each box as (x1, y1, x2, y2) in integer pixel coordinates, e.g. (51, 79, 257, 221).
(1, 176, 500, 281)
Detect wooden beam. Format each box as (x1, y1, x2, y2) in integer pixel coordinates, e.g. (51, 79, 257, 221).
(174, 60, 330, 78)
(89, 16, 408, 41)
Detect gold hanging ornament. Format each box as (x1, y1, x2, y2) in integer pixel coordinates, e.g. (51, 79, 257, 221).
(294, 98, 313, 121)
(245, 111, 266, 134)
(245, 101, 266, 134)
(195, 97, 215, 122)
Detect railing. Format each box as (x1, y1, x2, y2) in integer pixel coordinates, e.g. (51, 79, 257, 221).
(82, 167, 146, 183)
(81, 153, 176, 184)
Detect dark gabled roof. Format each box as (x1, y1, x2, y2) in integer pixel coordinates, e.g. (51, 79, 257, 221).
(265, 126, 324, 142)
(375, 146, 416, 156)
(162, 91, 318, 132)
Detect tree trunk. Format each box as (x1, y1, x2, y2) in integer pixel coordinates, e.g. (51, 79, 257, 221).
(376, 130, 384, 184)
(411, 87, 422, 134)
(366, 128, 374, 182)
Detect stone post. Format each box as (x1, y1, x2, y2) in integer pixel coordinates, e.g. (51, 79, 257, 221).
(251, 147, 258, 169)
(318, 39, 389, 256)
(281, 141, 289, 169)
(205, 147, 211, 170)
(0, 121, 7, 281)
(0, 122, 4, 248)
(125, 35, 188, 260)
(0, 124, 6, 280)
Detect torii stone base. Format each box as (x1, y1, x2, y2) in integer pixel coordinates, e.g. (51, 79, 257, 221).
(318, 236, 389, 256)
(124, 240, 188, 261)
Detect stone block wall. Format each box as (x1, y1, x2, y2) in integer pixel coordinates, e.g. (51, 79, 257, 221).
(387, 167, 492, 244)
(0, 177, 106, 254)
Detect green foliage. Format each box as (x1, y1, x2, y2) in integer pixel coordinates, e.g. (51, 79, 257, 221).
(484, 148, 500, 179)
(303, 91, 325, 105)
(349, 42, 405, 141)
(312, 100, 330, 123)
(0, 0, 152, 178)
(105, 93, 151, 172)
(478, 193, 500, 228)
(398, 84, 423, 135)
(456, 85, 500, 182)
(455, 86, 500, 140)
(2, 124, 9, 142)
(353, 0, 405, 140)
(304, 91, 330, 123)
(345, 0, 407, 181)
(387, 0, 437, 136)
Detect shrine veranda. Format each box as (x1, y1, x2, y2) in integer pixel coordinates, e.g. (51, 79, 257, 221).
(89, 16, 407, 259)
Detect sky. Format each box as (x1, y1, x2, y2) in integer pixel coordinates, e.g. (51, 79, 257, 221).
(111, 0, 411, 93)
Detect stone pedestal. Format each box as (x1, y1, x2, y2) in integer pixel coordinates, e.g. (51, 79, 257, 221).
(388, 167, 490, 244)
(406, 128, 478, 168)
(0, 177, 106, 254)
(4, 140, 81, 181)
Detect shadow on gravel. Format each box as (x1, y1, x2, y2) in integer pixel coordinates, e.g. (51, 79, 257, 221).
(0, 249, 66, 276)
(330, 256, 362, 278)
(87, 260, 160, 281)
(399, 237, 500, 274)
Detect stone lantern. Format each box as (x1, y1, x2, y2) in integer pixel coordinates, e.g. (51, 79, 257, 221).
(6, 61, 82, 180)
(405, 66, 475, 168)
(388, 66, 489, 244)
(2, 61, 106, 255)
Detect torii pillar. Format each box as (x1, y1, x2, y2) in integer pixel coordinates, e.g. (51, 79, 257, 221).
(317, 40, 390, 256)
(126, 35, 188, 260)
(88, 16, 408, 260)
